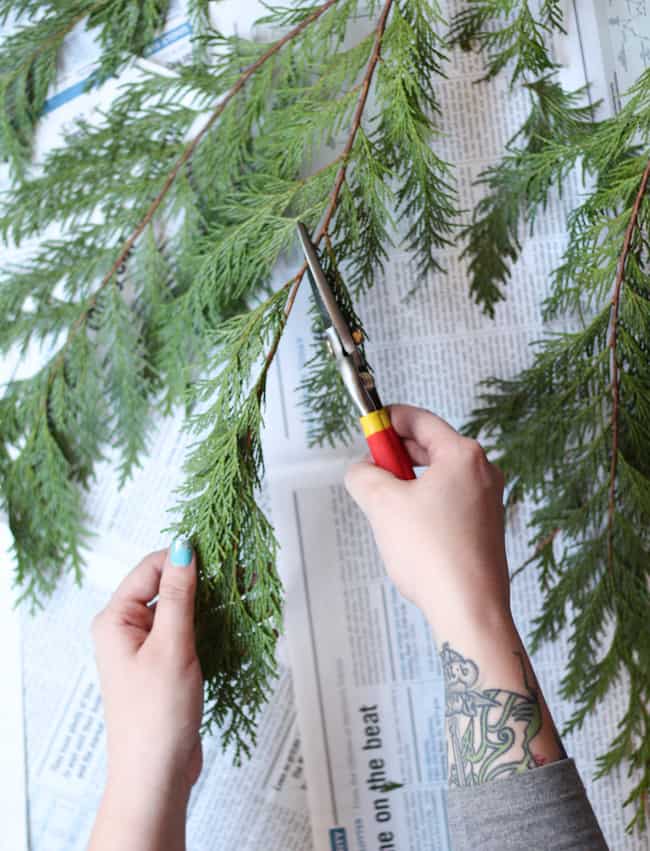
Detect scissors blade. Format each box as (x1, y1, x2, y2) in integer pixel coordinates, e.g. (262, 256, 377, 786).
(296, 222, 356, 354)
(304, 263, 331, 328)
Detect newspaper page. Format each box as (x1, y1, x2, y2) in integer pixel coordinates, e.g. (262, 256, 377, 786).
(589, 0, 650, 114)
(0, 4, 312, 849)
(0, 526, 28, 851)
(20, 565, 312, 851)
(268, 3, 650, 851)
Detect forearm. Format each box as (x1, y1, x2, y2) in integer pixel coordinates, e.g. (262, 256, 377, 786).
(437, 611, 610, 850)
(88, 776, 189, 851)
(425, 602, 565, 786)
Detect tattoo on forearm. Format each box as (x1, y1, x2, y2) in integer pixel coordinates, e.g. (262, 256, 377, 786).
(440, 642, 552, 787)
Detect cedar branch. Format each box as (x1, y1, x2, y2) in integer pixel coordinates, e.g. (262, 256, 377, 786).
(320, 0, 394, 235)
(95, 0, 340, 296)
(255, 0, 395, 394)
(606, 158, 650, 572)
(2, 0, 112, 93)
(43, 0, 341, 390)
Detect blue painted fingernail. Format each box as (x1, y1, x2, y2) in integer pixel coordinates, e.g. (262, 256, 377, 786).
(170, 538, 192, 567)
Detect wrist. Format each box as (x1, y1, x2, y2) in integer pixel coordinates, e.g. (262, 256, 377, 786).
(104, 765, 191, 821)
(421, 591, 514, 649)
(95, 776, 189, 851)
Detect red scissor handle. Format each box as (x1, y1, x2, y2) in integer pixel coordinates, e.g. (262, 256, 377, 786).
(360, 409, 416, 481)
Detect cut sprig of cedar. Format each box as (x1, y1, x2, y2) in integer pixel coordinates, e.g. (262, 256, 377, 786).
(0, 0, 215, 177)
(450, 0, 594, 316)
(0, 0, 456, 758)
(455, 1, 650, 827)
(466, 155, 650, 832)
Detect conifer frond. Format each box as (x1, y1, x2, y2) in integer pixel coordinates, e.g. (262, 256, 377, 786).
(449, 0, 564, 82)
(375, 0, 456, 277)
(0, 370, 91, 601)
(464, 158, 650, 829)
(96, 285, 154, 485)
(450, 0, 595, 315)
(171, 286, 292, 758)
(1, 0, 457, 756)
(461, 79, 594, 315)
(0, 0, 189, 177)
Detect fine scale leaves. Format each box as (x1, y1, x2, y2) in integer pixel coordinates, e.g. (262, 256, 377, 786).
(0, 0, 648, 827)
(455, 0, 650, 831)
(0, 0, 456, 759)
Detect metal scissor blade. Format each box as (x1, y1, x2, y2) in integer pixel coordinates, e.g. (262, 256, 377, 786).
(304, 263, 331, 329)
(296, 222, 356, 354)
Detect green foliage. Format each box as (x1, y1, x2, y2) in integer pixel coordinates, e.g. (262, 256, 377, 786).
(451, 0, 584, 314)
(462, 78, 595, 315)
(0, 0, 194, 177)
(449, 0, 563, 82)
(96, 285, 153, 485)
(0, 0, 456, 757)
(460, 4, 650, 828)
(374, 0, 456, 277)
(0, 369, 93, 601)
(173, 288, 290, 758)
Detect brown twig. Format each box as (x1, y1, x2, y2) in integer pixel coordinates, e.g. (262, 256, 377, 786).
(318, 0, 394, 239)
(254, 263, 308, 402)
(510, 528, 559, 582)
(606, 158, 650, 572)
(45, 0, 341, 388)
(535, 527, 559, 554)
(255, 0, 395, 393)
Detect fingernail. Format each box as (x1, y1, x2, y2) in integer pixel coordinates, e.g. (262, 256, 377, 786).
(170, 538, 193, 567)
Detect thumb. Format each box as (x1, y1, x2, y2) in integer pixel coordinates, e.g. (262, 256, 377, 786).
(344, 455, 405, 517)
(152, 538, 197, 650)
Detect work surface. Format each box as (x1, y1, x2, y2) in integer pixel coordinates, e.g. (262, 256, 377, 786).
(2, 1, 650, 850)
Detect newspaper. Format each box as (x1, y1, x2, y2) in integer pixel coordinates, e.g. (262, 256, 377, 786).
(266, 4, 650, 851)
(0, 526, 28, 851)
(1, 5, 313, 850)
(590, 0, 650, 114)
(19, 568, 311, 851)
(2, 1, 649, 850)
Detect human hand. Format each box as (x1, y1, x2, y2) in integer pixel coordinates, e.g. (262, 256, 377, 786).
(89, 542, 203, 851)
(345, 405, 509, 640)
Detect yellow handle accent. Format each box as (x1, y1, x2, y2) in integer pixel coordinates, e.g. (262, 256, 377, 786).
(360, 408, 391, 438)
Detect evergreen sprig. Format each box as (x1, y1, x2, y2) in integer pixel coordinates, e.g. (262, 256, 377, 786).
(458, 3, 650, 829)
(0, 0, 456, 755)
(462, 77, 595, 315)
(174, 286, 291, 757)
(451, 0, 585, 314)
(0, 0, 209, 177)
(449, 0, 563, 82)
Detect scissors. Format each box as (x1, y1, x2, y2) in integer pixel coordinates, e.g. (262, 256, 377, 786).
(297, 222, 415, 481)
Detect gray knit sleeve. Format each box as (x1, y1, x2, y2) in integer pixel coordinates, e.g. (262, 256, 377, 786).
(446, 759, 609, 851)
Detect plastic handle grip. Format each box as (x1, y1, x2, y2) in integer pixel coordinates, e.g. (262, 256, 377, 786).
(360, 410, 416, 481)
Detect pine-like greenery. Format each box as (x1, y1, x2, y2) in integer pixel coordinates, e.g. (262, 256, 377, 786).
(0, 0, 212, 177)
(0, 0, 456, 757)
(455, 0, 650, 830)
(1, 0, 649, 825)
